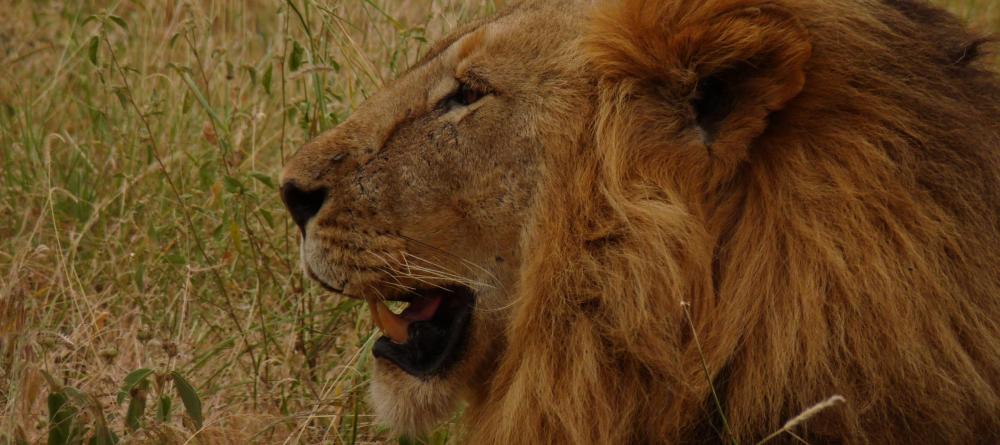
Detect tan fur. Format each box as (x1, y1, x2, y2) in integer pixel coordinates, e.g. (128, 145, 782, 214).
(281, 0, 1000, 443)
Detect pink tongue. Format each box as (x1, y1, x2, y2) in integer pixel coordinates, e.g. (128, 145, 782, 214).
(401, 294, 443, 322)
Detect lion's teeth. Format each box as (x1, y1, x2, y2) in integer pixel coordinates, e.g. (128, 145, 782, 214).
(371, 299, 410, 344)
(367, 300, 383, 331)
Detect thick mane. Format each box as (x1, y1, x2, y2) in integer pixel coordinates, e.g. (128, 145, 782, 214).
(466, 0, 1000, 443)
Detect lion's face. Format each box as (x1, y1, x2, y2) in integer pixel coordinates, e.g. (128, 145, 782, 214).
(280, 2, 587, 434)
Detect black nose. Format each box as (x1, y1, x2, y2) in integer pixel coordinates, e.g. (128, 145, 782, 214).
(280, 182, 327, 233)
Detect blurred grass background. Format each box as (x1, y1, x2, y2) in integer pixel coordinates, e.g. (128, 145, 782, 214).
(0, 0, 996, 444)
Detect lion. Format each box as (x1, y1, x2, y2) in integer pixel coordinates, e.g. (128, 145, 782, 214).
(279, 0, 1000, 443)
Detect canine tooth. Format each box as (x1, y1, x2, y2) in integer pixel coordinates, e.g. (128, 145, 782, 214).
(374, 300, 409, 344)
(367, 300, 383, 330)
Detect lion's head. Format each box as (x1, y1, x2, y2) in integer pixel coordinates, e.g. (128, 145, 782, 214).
(279, 1, 590, 433)
(281, 0, 1000, 443)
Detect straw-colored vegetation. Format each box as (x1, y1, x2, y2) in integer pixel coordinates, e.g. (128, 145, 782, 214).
(0, 0, 995, 443)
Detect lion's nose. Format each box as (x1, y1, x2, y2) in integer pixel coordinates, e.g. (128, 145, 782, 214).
(280, 182, 328, 234)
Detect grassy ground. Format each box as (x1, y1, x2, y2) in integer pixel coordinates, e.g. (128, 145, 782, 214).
(0, 0, 996, 444)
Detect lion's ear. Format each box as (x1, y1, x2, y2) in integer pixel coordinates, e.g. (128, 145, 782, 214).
(587, 1, 812, 157)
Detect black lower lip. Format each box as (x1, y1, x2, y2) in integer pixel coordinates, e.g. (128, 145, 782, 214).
(372, 286, 475, 378)
(305, 267, 344, 293)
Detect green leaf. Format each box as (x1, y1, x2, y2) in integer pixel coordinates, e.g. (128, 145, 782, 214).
(223, 175, 243, 194)
(262, 63, 273, 95)
(112, 87, 129, 110)
(117, 368, 154, 405)
(260, 208, 274, 228)
(122, 369, 154, 391)
(156, 395, 172, 422)
(124, 379, 147, 431)
(1, 102, 15, 120)
(108, 15, 128, 31)
(168, 32, 182, 48)
(61, 387, 89, 406)
(243, 65, 257, 86)
(170, 372, 203, 429)
(289, 41, 305, 72)
(87, 425, 118, 445)
(47, 391, 77, 445)
(163, 251, 186, 265)
(211, 222, 225, 240)
(87, 36, 99, 66)
(249, 172, 275, 189)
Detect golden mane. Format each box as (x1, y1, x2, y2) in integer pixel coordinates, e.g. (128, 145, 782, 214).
(464, 0, 1000, 443)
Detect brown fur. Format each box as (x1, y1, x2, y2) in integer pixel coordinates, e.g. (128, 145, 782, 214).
(281, 0, 1000, 443)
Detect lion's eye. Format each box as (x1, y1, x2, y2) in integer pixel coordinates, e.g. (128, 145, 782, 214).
(444, 83, 485, 110)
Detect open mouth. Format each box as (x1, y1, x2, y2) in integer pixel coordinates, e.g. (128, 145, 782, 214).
(368, 285, 475, 378)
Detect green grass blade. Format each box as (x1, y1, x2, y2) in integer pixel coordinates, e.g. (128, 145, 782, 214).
(170, 371, 204, 430)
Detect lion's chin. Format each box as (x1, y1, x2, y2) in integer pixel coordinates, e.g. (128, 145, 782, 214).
(366, 285, 477, 435)
(370, 360, 464, 436)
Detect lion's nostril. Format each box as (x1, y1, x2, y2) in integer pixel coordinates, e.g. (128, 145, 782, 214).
(280, 182, 328, 234)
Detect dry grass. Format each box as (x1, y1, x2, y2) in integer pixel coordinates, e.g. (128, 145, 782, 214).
(0, 0, 995, 444)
